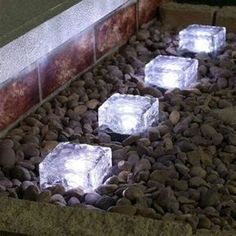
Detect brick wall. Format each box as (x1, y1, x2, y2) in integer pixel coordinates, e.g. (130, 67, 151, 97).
(0, 0, 163, 136)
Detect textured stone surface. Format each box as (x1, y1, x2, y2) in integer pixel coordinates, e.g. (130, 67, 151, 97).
(0, 66, 39, 131)
(95, 4, 136, 59)
(159, 2, 219, 28)
(39, 28, 94, 98)
(215, 7, 236, 33)
(0, 197, 192, 236)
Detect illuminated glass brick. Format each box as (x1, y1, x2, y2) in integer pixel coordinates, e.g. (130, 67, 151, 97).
(98, 93, 159, 135)
(145, 55, 198, 89)
(39, 143, 112, 192)
(179, 24, 226, 54)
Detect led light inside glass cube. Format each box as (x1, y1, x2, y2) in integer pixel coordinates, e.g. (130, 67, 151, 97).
(39, 143, 112, 192)
(179, 24, 226, 54)
(98, 93, 159, 135)
(145, 55, 198, 90)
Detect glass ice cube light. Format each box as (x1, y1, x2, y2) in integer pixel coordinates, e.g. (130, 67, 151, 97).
(98, 93, 159, 135)
(145, 55, 198, 90)
(39, 143, 112, 192)
(179, 24, 226, 54)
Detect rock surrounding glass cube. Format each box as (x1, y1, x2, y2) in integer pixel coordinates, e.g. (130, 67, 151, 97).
(39, 143, 112, 192)
(98, 93, 159, 135)
(145, 55, 198, 89)
(179, 24, 226, 54)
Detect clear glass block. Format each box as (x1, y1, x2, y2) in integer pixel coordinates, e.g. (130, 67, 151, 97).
(98, 93, 159, 135)
(144, 55, 198, 89)
(179, 24, 226, 54)
(39, 143, 112, 192)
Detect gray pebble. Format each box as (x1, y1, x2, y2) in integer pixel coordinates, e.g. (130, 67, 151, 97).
(136, 207, 157, 218)
(140, 87, 162, 98)
(23, 185, 39, 201)
(175, 163, 190, 176)
(189, 176, 208, 188)
(11, 179, 21, 187)
(173, 115, 192, 133)
(190, 166, 207, 179)
(170, 179, 188, 191)
(0, 147, 16, 167)
(118, 161, 132, 171)
(116, 197, 132, 206)
(36, 190, 51, 202)
(67, 197, 80, 206)
(95, 184, 118, 195)
(148, 128, 160, 143)
(104, 176, 119, 185)
(127, 153, 140, 166)
(156, 187, 179, 213)
(169, 110, 180, 125)
(50, 194, 66, 205)
(21, 143, 40, 158)
(187, 150, 201, 166)
(200, 190, 220, 207)
(134, 159, 151, 173)
(176, 139, 195, 152)
(10, 166, 31, 181)
(0, 178, 13, 188)
(123, 186, 144, 201)
(95, 196, 116, 210)
(229, 133, 236, 145)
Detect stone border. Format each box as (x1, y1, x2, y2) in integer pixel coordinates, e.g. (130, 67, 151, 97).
(215, 6, 236, 33)
(159, 2, 236, 33)
(0, 197, 235, 235)
(159, 2, 219, 28)
(0, 197, 192, 236)
(196, 230, 236, 236)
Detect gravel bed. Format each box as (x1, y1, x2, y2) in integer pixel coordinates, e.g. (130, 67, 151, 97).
(0, 21, 236, 232)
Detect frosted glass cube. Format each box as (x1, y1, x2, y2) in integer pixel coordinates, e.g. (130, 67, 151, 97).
(179, 24, 226, 54)
(98, 93, 159, 135)
(144, 55, 198, 89)
(39, 143, 112, 192)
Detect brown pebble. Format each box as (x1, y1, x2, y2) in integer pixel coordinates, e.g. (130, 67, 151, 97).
(50, 194, 66, 205)
(123, 186, 144, 201)
(95, 184, 118, 195)
(0, 147, 16, 167)
(86, 99, 100, 109)
(74, 105, 87, 115)
(169, 110, 180, 125)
